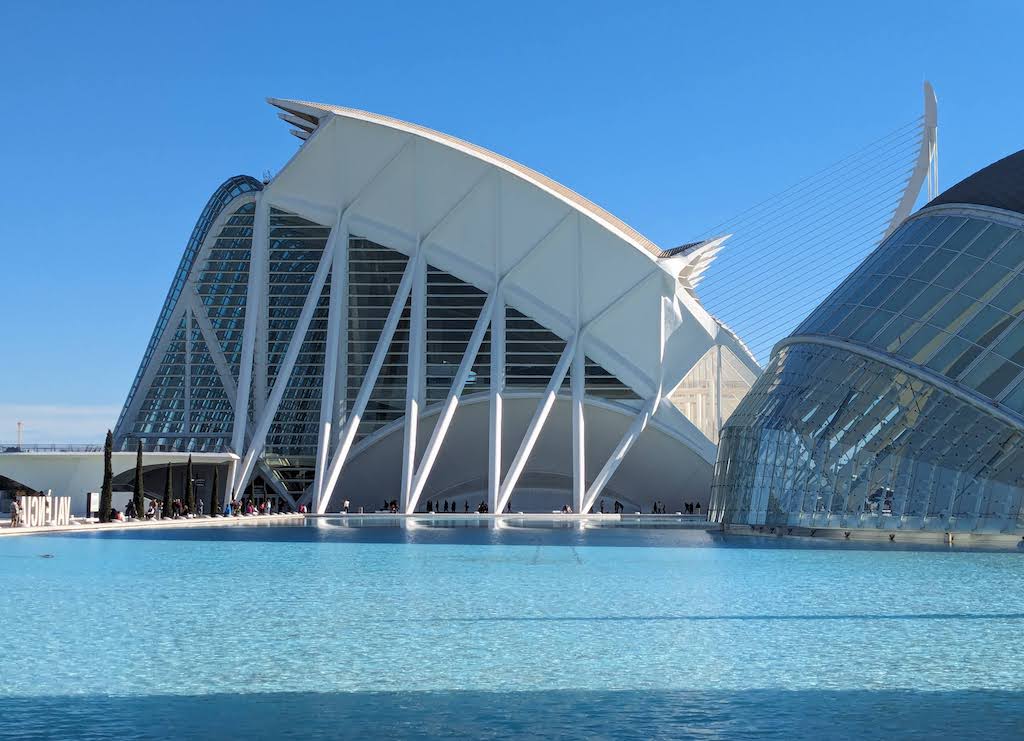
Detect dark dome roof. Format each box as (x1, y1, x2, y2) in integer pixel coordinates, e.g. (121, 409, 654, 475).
(926, 149, 1024, 214)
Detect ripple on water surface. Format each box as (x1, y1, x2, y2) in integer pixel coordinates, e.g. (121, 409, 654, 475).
(2, 521, 1023, 739)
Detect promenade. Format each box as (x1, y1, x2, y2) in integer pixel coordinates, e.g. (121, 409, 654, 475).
(0, 512, 304, 537)
(0, 511, 710, 537)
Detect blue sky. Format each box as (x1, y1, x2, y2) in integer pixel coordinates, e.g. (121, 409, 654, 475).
(1, 0, 1022, 442)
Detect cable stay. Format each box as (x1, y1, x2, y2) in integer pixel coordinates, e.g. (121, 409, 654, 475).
(697, 84, 939, 367)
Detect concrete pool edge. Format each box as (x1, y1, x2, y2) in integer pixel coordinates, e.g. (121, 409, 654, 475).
(0, 512, 710, 538)
(0, 512, 305, 537)
(6, 514, 1024, 550)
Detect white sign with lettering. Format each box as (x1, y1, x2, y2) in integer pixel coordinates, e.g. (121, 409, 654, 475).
(17, 496, 72, 527)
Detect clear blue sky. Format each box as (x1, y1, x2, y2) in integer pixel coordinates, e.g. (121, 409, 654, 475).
(1, 0, 1022, 442)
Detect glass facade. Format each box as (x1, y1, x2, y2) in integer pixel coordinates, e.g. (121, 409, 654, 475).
(117, 188, 642, 494)
(798, 212, 1024, 408)
(670, 345, 756, 444)
(119, 193, 260, 452)
(265, 209, 333, 458)
(115, 176, 263, 444)
(713, 206, 1024, 533)
(346, 240, 638, 444)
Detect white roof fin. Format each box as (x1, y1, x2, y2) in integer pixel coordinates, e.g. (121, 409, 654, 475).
(657, 235, 730, 296)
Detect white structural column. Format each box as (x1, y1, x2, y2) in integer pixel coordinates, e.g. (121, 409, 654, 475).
(571, 344, 585, 513)
(495, 334, 578, 515)
(313, 219, 349, 511)
(224, 458, 237, 511)
(242, 135, 416, 503)
(715, 344, 723, 443)
(488, 290, 505, 514)
(317, 258, 417, 513)
(579, 297, 674, 514)
(330, 246, 350, 452)
(571, 214, 585, 513)
(400, 251, 427, 512)
(580, 395, 659, 514)
(254, 214, 270, 418)
(233, 232, 335, 496)
(231, 193, 269, 464)
(406, 292, 497, 513)
(487, 174, 504, 515)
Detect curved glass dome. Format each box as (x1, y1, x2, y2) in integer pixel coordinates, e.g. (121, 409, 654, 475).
(798, 211, 1024, 412)
(712, 150, 1024, 534)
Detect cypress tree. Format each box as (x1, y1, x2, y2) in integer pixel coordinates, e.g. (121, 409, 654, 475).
(98, 430, 114, 522)
(185, 455, 195, 514)
(133, 440, 145, 519)
(162, 461, 173, 519)
(210, 467, 220, 516)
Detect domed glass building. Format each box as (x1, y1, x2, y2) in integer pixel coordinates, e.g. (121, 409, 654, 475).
(711, 150, 1024, 534)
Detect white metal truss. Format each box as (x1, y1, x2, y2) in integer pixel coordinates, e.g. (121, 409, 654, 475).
(232, 193, 269, 458)
(186, 289, 238, 405)
(120, 98, 773, 514)
(315, 258, 416, 509)
(232, 135, 417, 497)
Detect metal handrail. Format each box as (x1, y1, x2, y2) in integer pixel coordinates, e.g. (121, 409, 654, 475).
(0, 444, 104, 453)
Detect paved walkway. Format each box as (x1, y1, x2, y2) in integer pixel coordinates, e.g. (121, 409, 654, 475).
(0, 511, 710, 537)
(0, 513, 304, 538)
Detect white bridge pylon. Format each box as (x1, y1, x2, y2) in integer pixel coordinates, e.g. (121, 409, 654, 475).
(221, 100, 760, 511)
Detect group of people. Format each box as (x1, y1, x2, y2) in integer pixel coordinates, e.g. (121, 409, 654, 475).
(102, 496, 290, 522)
(649, 500, 701, 514)
(142, 498, 203, 520)
(417, 501, 493, 511)
(223, 498, 284, 517)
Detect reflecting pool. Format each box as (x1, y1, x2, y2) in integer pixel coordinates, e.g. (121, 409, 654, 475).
(2, 520, 1023, 739)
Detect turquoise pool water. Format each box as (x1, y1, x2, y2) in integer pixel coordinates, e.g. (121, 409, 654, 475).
(2, 519, 1023, 739)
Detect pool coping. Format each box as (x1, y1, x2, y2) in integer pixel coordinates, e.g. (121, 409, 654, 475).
(0, 512, 305, 537)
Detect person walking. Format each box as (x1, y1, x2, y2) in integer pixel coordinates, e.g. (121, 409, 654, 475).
(9, 497, 21, 528)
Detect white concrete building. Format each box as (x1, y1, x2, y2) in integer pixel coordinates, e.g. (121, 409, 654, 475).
(99, 99, 762, 514)
(0, 449, 236, 517)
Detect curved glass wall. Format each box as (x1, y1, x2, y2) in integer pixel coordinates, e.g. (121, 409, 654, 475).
(119, 200, 650, 492)
(120, 198, 259, 452)
(115, 176, 263, 441)
(711, 342, 1024, 533)
(714, 205, 1024, 534)
(798, 210, 1024, 412)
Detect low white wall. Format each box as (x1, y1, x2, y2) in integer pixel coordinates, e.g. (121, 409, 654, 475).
(0, 451, 238, 516)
